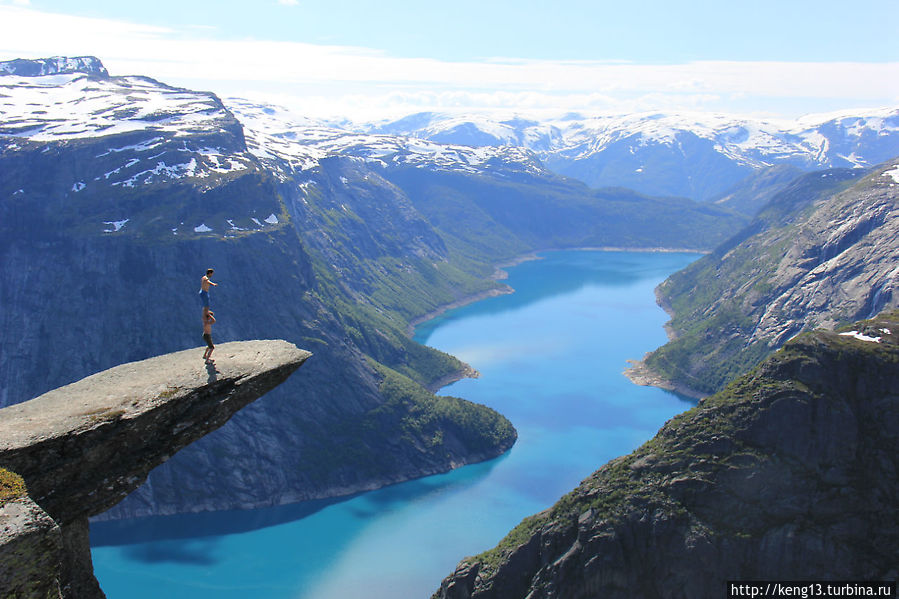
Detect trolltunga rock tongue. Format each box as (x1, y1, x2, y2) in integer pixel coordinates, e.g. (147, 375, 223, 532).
(0, 339, 311, 525)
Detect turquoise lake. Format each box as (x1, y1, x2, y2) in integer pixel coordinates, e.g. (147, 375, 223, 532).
(91, 249, 698, 598)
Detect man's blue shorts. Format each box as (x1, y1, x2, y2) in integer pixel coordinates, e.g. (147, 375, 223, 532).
(199, 289, 210, 307)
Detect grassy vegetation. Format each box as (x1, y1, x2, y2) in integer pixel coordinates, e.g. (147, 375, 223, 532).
(294, 170, 510, 390)
(372, 362, 516, 455)
(289, 359, 515, 487)
(0, 468, 27, 506)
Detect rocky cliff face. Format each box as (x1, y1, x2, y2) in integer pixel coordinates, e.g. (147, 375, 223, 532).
(0, 481, 61, 599)
(640, 160, 899, 395)
(434, 311, 899, 598)
(0, 340, 311, 599)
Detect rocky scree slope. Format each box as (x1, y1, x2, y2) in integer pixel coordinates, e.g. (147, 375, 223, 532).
(0, 340, 310, 599)
(640, 160, 899, 396)
(0, 57, 516, 519)
(434, 310, 899, 599)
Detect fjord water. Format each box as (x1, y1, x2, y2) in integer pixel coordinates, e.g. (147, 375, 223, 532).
(91, 250, 698, 599)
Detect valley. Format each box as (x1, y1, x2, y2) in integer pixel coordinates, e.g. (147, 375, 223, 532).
(0, 57, 744, 519)
(1, 53, 897, 599)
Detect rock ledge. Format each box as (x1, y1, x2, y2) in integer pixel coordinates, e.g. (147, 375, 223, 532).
(0, 339, 310, 598)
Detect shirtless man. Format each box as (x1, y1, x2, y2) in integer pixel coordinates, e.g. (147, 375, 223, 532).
(202, 307, 216, 362)
(199, 268, 217, 309)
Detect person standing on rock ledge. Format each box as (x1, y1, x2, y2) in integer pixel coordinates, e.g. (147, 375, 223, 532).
(202, 307, 216, 362)
(199, 268, 217, 309)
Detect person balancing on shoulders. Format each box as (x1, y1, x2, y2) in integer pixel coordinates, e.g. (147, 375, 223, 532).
(199, 268, 217, 309)
(202, 307, 216, 362)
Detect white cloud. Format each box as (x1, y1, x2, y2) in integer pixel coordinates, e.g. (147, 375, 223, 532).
(1, 5, 897, 121)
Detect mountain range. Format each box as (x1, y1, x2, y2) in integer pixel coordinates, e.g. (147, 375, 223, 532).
(3, 54, 899, 597)
(0, 56, 741, 519)
(362, 108, 899, 202)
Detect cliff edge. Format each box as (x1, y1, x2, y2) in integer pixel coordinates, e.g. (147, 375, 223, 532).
(435, 311, 899, 598)
(0, 340, 311, 599)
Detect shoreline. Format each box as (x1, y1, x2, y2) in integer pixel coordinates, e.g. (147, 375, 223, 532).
(405, 285, 515, 338)
(407, 245, 706, 337)
(622, 281, 707, 400)
(425, 364, 481, 393)
(622, 359, 707, 401)
(549, 246, 709, 254)
(406, 251, 547, 339)
(410, 245, 707, 394)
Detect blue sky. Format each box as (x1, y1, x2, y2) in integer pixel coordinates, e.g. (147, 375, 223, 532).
(1, 0, 897, 120)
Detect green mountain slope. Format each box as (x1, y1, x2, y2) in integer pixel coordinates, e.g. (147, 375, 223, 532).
(383, 167, 745, 256)
(712, 164, 810, 216)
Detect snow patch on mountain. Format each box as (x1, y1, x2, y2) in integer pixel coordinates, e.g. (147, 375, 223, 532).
(0, 73, 228, 142)
(0, 56, 108, 78)
(359, 107, 899, 198)
(225, 98, 549, 178)
(103, 219, 129, 233)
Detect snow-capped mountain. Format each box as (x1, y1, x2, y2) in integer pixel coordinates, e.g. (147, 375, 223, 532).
(362, 108, 899, 200)
(225, 99, 550, 180)
(8, 53, 893, 205)
(0, 55, 109, 77)
(0, 62, 288, 241)
(0, 67, 256, 190)
(0, 61, 552, 199)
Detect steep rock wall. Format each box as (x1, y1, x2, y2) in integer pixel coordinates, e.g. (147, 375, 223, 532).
(641, 160, 899, 395)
